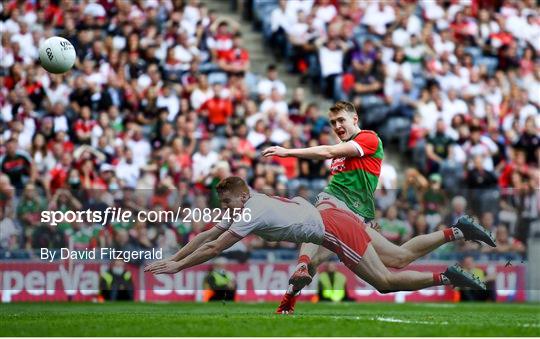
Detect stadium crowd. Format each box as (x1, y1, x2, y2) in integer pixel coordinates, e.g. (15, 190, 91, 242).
(0, 0, 538, 262)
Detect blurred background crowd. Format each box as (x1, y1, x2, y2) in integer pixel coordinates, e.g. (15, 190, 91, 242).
(0, 0, 538, 263)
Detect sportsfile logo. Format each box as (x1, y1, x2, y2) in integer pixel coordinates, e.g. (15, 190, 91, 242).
(40, 206, 252, 226)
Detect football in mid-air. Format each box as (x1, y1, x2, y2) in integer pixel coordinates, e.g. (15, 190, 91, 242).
(39, 36, 76, 74)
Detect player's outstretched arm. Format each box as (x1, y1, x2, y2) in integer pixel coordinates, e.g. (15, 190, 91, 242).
(170, 226, 225, 261)
(262, 142, 358, 160)
(144, 226, 225, 272)
(146, 231, 240, 275)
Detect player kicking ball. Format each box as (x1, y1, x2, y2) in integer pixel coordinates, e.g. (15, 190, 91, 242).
(145, 177, 488, 313)
(262, 101, 496, 313)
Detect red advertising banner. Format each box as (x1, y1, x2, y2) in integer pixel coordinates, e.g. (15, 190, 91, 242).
(0, 261, 526, 303)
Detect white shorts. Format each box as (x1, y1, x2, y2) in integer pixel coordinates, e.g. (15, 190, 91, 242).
(315, 192, 367, 222)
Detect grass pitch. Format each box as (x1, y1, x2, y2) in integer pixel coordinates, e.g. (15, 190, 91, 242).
(0, 302, 538, 336)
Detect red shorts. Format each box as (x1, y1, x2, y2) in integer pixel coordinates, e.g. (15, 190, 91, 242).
(320, 207, 372, 268)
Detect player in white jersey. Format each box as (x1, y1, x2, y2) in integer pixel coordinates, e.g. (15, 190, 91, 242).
(145, 177, 486, 312)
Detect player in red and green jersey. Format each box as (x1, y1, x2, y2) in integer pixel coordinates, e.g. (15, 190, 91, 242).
(323, 128, 383, 220)
(263, 101, 496, 314)
(264, 102, 383, 221)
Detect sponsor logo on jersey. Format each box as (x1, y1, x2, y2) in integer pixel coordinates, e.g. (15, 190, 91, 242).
(330, 157, 346, 174)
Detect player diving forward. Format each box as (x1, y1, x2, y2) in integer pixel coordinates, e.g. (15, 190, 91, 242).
(262, 101, 496, 313)
(145, 177, 488, 311)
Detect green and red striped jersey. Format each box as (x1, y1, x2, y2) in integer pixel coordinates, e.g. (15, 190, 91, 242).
(324, 130, 384, 219)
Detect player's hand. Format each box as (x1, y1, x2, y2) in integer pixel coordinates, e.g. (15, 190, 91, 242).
(145, 260, 181, 274)
(144, 259, 168, 272)
(261, 146, 288, 157)
(367, 221, 382, 233)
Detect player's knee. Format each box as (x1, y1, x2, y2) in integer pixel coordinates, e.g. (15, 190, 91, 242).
(387, 250, 412, 269)
(373, 275, 394, 294)
(374, 272, 404, 294)
(390, 259, 408, 270)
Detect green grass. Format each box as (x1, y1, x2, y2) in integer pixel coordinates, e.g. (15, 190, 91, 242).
(0, 302, 539, 336)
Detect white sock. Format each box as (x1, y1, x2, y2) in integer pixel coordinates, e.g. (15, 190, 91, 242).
(286, 284, 301, 296)
(295, 262, 307, 271)
(440, 274, 451, 285)
(452, 227, 464, 240)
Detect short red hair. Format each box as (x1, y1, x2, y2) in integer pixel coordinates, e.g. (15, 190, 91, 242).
(216, 176, 249, 195)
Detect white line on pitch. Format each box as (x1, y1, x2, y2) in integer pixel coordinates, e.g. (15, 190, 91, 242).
(374, 317, 449, 325)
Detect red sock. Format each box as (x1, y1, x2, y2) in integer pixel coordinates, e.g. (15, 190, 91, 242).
(433, 272, 450, 285)
(433, 273, 443, 285)
(297, 255, 310, 267)
(443, 228, 455, 242)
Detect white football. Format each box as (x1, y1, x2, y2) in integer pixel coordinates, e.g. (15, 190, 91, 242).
(39, 36, 76, 74)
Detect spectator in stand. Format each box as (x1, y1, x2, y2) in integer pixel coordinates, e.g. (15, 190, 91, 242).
(463, 125, 499, 172)
(318, 38, 346, 99)
(16, 184, 45, 246)
(480, 211, 497, 234)
(411, 214, 429, 237)
(298, 155, 328, 193)
(445, 196, 468, 227)
(31, 223, 66, 250)
(515, 116, 539, 165)
(260, 88, 288, 119)
(269, 0, 291, 60)
(199, 82, 233, 134)
(485, 224, 526, 255)
(422, 173, 447, 230)
(190, 73, 214, 110)
(398, 168, 428, 210)
(192, 139, 219, 184)
(203, 258, 236, 301)
(207, 18, 236, 64)
(362, 2, 396, 37)
(288, 87, 307, 121)
(317, 262, 349, 302)
(257, 64, 287, 100)
(425, 119, 454, 174)
(270, 139, 300, 193)
(466, 154, 499, 215)
(466, 155, 498, 190)
(350, 57, 383, 105)
(65, 221, 100, 251)
(74, 106, 96, 145)
(379, 205, 411, 245)
(115, 148, 141, 189)
(288, 11, 321, 80)
(0, 206, 20, 251)
(99, 260, 134, 301)
(1, 138, 35, 191)
(219, 32, 249, 77)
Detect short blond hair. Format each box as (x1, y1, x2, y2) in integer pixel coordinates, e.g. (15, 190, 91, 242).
(329, 101, 357, 117)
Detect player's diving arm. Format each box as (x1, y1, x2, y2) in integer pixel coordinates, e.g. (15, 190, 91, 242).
(144, 226, 224, 272)
(262, 142, 359, 160)
(146, 232, 240, 275)
(172, 226, 225, 261)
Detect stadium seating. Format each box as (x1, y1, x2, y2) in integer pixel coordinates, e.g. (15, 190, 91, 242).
(1, 0, 537, 265)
